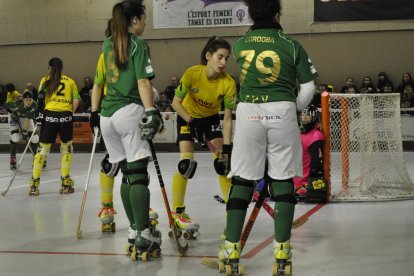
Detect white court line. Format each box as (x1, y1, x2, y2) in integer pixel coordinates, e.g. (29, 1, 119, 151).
(6, 173, 99, 191)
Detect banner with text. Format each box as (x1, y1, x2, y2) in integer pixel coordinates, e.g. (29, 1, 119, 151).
(314, 0, 414, 22)
(153, 0, 252, 29)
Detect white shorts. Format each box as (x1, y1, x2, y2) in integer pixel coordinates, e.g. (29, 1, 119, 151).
(229, 102, 302, 181)
(100, 103, 151, 163)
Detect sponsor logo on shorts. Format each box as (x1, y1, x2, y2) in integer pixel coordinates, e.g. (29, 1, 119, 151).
(45, 116, 72, 123)
(247, 114, 282, 121)
(180, 125, 191, 134)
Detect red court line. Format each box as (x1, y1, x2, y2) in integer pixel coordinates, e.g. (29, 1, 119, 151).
(242, 203, 326, 259)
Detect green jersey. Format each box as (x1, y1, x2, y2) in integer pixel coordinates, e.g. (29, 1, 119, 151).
(233, 28, 318, 104)
(100, 34, 155, 117)
(5, 100, 38, 121)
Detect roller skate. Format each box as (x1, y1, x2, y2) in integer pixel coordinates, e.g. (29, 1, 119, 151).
(170, 206, 200, 240)
(217, 240, 244, 275)
(28, 177, 40, 196)
(130, 228, 162, 261)
(125, 226, 137, 255)
(10, 155, 16, 170)
(59, 176, 74, 194)
(272, 240, 292, 276)
(98, 203, 117, 232)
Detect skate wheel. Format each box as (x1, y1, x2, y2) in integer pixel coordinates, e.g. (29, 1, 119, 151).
(111, 222, 116, 232)
(141, 251, 148, 262)
(125, 244, 133, 255)
(131, 246, 137, 261)
(168, 230, 173, 239)
(217, 261, 225, 273)
(151, 249, 161, 258)
(225, 264, 232, 276)
(34, 190, 39, 196)
(183, 231, 192, 240)
(238, 264, 244, 275)
(59, 188, 63, 194)
(285, 261, 292, 276)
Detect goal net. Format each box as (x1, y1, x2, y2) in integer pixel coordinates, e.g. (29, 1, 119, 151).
(321, 93, 414, 201)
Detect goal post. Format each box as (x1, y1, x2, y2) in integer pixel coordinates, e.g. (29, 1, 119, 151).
(321, 92, 414, 201)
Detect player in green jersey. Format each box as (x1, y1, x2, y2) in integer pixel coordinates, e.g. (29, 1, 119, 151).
(4, 91, 39, 169)
(217, 1, 318, 274)
(90, 1, 162, 260)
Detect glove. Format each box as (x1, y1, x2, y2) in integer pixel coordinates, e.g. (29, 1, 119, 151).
(139, 107, 163, 140)
(188, 117, 205, 143)
(89, 111, 100, 135)
(35, 112, 44, 126)
(214, 144, 232, 175)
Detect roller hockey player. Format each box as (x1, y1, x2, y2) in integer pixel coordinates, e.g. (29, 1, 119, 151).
(293, 105, 326, 203)
(29, 57, 80, 196)
(4, 91, 39, 170)
(170, 36, 237, 241)
(218, 0, 318, 274)
(89, 2, 163, 262)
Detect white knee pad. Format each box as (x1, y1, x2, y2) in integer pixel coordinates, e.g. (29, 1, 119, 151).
(10, 133, 20, 143)
(31, 134, 39, 144)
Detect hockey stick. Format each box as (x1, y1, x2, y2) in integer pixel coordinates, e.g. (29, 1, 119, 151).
(148, 140, 188, 256)
(76, 127, 99, 240)
(1, 125, 38, 196)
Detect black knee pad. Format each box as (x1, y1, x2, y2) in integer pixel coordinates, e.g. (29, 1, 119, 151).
(124, 159, 149, 186)
(227, 177, 255, 211)
(269, 179, 297, 205)
(177, 158, 197, 179)
(101, 154, 120, 177)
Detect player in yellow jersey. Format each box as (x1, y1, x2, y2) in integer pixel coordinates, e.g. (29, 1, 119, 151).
(170, 36, 237, 239)
(29, 57, 80, 196)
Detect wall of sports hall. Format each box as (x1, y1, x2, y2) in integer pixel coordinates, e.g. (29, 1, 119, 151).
(1, 0, 414, 93)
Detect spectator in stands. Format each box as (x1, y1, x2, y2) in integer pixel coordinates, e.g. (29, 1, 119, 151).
(340, 77, 355, 94)
(155, 91, 172, 111)
(377, 71, 394, 93)
(26, 82, 39, 101)
(5, 83, 21, 103)
(345, 85, 358, 94)
(401, 84, 414, 108)
(79, 76, 93, 112)
(164, 75, 178, 101)
(359, 76, 376, 93)
(396, 72, 414, 96)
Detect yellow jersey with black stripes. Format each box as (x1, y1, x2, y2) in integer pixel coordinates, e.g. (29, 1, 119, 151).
(175, 65, 237, 118)
(39, 74, 80, 112)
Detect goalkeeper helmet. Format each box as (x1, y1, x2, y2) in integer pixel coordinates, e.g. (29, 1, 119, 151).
(300, 105, 319, 133)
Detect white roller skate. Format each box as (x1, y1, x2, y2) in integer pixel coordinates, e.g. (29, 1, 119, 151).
(98, 203, 117, 232)
(130, 228, 162, 261)
(28, 177, 40, 196)
(170, 206, 200, 240)
(10, 155, 16, 170)
(59, 176, 74, 194)
(272, 240, 292, 276)
(218, 240, 244, 275)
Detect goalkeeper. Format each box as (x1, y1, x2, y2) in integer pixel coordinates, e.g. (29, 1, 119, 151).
(293, 105, 325, 201)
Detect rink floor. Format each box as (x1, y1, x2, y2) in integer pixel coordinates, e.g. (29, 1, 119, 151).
(1, 151, 414, 276)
